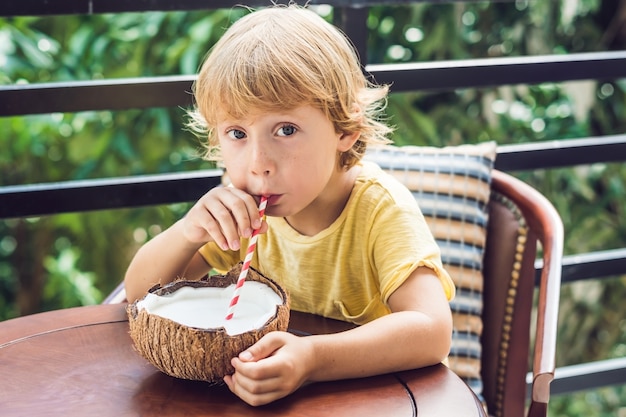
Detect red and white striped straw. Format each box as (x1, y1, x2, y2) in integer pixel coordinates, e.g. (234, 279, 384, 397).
(225, 196, 268, 321)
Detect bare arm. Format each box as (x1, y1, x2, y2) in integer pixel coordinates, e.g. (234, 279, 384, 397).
(124, 187, 265, 302)
(225, 266, 452, 406)
(307, 267, 452, 380)
(123, 219, 211, 302)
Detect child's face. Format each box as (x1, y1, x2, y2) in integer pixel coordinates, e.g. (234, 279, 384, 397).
(216, 105, 356, 218)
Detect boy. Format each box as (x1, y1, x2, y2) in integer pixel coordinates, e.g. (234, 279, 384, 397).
(125, 4, 455, 406)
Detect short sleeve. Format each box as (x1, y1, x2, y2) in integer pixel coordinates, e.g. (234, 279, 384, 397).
(369, 188, 456, 303)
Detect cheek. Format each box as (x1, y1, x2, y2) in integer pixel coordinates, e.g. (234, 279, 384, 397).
(222, 159, 244, 177)
(219, 139, 244, 165)
(220, 151, 246, 185)
(293, 154, 336, 185)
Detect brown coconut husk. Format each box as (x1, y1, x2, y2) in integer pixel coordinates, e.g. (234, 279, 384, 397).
(127, 262, 290, 384)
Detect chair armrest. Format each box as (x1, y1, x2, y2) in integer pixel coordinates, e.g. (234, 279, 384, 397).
(102, 282, 127, 304)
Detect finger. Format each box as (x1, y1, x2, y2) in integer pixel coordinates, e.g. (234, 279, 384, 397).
(230, 361, 280, 389)
(227, 188, 265, 233)
(201, 197, 241, 250)
(230, 354, 284, 383)
(223, 374, 234, 391)
(226, 369, 285, 407)
(212, 188, 264, 243)
(257, 220, 269, 235)
(182, 205, 218, 243)
(185, 196, 231, 250)
(242, 331, 290, 362)
(198, 187, 252, 250)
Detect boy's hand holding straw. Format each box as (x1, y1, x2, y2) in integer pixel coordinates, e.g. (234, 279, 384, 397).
(225, 196, 268, 320)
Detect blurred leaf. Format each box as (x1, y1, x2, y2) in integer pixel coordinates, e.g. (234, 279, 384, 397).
(43, 248, 102, 307)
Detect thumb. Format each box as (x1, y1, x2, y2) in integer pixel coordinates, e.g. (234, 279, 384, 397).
(239, 331, 286, 362)
(257, 219, 269, 235)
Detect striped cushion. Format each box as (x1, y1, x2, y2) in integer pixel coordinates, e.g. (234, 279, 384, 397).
(364, 141, 497, 401)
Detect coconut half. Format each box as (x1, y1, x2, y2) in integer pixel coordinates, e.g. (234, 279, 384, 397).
(127, 262, 290, 383)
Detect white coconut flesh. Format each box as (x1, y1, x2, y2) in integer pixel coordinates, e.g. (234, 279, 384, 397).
(136, 281, 283, 336)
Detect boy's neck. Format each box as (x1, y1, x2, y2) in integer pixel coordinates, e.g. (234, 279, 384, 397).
(284, 165, 361, 236)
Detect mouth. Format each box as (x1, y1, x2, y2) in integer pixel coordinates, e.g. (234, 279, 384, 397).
(260, 194, 281, 207)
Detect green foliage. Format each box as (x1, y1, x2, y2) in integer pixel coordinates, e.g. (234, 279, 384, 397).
(0, 10, 228, 318)
(1, 1, 625, 413)
(43, 247, 102, 308)
(550, 384, 626, 417)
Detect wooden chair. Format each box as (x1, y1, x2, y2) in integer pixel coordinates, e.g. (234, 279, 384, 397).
(104, 169, 563, 417)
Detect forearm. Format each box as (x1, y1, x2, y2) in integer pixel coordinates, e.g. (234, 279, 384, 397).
(124, 219, 204, 302)
(305, 310, 451, 382)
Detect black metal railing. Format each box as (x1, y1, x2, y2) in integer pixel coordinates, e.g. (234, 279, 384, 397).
(1, 0, 625, 398)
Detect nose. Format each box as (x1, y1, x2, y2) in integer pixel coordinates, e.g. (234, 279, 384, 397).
(248, 139, 274, 177)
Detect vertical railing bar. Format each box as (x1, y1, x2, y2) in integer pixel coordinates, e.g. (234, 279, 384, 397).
(333, 6, 370, 66)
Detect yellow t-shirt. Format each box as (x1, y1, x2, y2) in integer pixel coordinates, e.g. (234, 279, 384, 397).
(199, 161, 455, 325)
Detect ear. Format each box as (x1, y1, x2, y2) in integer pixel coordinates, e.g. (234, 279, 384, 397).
(337, 130, 361, 152)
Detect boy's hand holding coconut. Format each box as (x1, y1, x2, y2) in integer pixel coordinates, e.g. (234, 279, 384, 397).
(224, 330, 314, 406)
(124, 4, 455, 407)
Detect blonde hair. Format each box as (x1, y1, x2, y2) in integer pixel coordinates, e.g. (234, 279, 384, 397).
(187, 5, 392, 169)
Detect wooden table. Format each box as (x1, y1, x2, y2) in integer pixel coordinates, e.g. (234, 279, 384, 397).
(0, 304, 486, 416)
